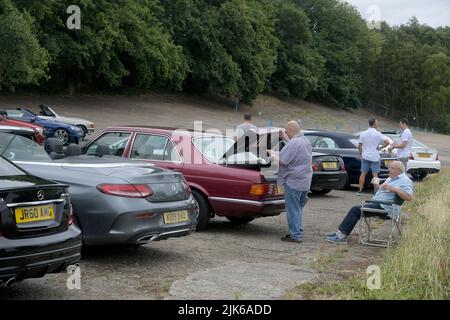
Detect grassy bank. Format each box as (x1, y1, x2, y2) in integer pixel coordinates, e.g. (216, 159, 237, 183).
(313, 169, 450, 299)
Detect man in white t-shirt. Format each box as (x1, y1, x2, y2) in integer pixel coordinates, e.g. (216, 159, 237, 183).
(390, 118, 413, 171)
(357, 119, 390, 195)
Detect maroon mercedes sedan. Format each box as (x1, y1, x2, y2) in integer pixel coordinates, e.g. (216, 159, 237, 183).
(84, 126, 285, 229)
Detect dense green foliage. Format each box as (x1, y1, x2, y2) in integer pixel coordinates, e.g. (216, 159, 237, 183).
(1, 0, 449, 132)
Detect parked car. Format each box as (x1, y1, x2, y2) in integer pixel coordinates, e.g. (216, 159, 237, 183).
(0, 112, 45, 144)
(38, 105, 95, 139)
(0, 155, 81, 286)
(85, 126, 347, 228)
(84, 126, 286, 229)
(2, 108, 82, 145)
(0, 132, 197, 246)
(383, 133, 441, 180)
(303, 130, 397, 187)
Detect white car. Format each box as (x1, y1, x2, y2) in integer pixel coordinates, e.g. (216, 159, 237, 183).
(38, 105, 95, 139)
(384, 133, 441, 180)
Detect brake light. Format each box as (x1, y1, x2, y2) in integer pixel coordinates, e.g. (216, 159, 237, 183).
(312, 162, 319, 171)
(135, 212, 156, 219)
(409, 153, 414, 160)
(97, 184, 153, 198)
(338, 158, 346, 171)
(68, 200, 73, 226)
(249, 183, 279, 196)
(250, 184, 270, 195)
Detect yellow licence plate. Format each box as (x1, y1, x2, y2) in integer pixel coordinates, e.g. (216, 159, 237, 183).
(15, 204, 55, 224)
(417, 153, 431, 159)
(163, 210, 189, 224)
(322, 162, 338, 169)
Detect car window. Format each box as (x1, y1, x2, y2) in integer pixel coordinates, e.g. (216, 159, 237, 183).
(86, 132, 131, 156)
(349, 139, 359, 148)
(130, 134, 181, 162)
(0, 133, 51, 162)
(313, 137, 339, 149)
(0, 157, 25, 176)
(6, 110, 34, 122)
(305, 135, 319, 145)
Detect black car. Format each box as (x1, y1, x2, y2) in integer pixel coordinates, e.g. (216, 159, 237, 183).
(303, 130, 396, 187)
(0, 156, 81, 286)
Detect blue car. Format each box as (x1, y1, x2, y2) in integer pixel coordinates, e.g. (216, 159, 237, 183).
(3, 108, 82, 145)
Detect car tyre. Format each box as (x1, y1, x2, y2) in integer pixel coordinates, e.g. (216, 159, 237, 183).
(226, 216, 255, 225)
(192, 190, 210, 230)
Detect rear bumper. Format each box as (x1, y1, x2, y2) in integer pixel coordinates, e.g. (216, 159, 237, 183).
(311, 171, 347, 190)
(80, 198, 198, 246)
(209, 197, 285, 218)
(407, 160, 441, 172)
(0, 225, 82, 281)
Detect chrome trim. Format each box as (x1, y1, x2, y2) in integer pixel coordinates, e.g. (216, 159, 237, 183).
(136, 228, 191, 243)
(208, 197, 285, 206)
(7, 199, 64, 208)
(0, 243, 82, 261)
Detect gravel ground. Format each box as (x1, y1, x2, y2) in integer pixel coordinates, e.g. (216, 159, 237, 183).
(0, 94, 444, 299)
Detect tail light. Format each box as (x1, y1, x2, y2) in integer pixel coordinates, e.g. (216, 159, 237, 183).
(249, 183, 279, 196)
(183, 181, 192, 194)
(312, 162, 319, 171)
(338, 158, 346, 171)
(62, 192, 73, 226)
(97, 184, 153, 198)
(409, 153, 414, 160)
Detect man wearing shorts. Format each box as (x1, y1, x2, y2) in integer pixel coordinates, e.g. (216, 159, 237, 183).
(389, 118, 413, 171)
(357, 119, 390, 195)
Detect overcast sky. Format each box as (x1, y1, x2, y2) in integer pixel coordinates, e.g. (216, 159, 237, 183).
(344, 0, 450, 28)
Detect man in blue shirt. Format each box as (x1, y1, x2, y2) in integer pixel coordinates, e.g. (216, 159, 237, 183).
(268, 121, 313, 243)
(326, 161, 413, 244)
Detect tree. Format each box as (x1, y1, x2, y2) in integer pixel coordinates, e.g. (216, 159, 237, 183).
(0, 0, 49, 91)
(269, 1, 324, 98)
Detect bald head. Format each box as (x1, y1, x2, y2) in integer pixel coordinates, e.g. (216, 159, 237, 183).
(388, 160, 405, 177)
(286, 120, 301, 138)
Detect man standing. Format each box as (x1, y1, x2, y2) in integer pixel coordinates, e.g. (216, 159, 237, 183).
(325, 161, 413, 244)
(234, 112, 257, 141)
(390, 118, 413, 170)
(357, 119, 390, 195)
(268, 121, 312, 243)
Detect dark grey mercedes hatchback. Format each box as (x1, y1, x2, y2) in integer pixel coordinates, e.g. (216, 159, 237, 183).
(0, 156, 81, 287)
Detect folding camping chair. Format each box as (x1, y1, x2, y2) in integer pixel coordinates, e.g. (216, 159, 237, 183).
(358, 196, 404, 248)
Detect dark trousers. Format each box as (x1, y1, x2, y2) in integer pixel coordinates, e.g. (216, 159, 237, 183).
(339, 203, 382, 236)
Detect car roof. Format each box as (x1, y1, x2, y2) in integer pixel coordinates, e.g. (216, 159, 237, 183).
(303, 130, 357, 139)
(104, 126, 228, 138)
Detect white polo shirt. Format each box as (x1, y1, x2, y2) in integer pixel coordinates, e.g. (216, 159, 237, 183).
(358, 128, 386, 162)
(396, 128, 413, 158)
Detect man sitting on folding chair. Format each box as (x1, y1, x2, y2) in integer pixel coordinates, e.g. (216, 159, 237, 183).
(325, 161, 413, 245)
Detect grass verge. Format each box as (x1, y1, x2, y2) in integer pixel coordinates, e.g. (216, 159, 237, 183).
(298, 169, 450, 299)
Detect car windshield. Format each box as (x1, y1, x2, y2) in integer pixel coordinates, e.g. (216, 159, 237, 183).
(0, 133, 51, 162)
(0, 157, 25, 176)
